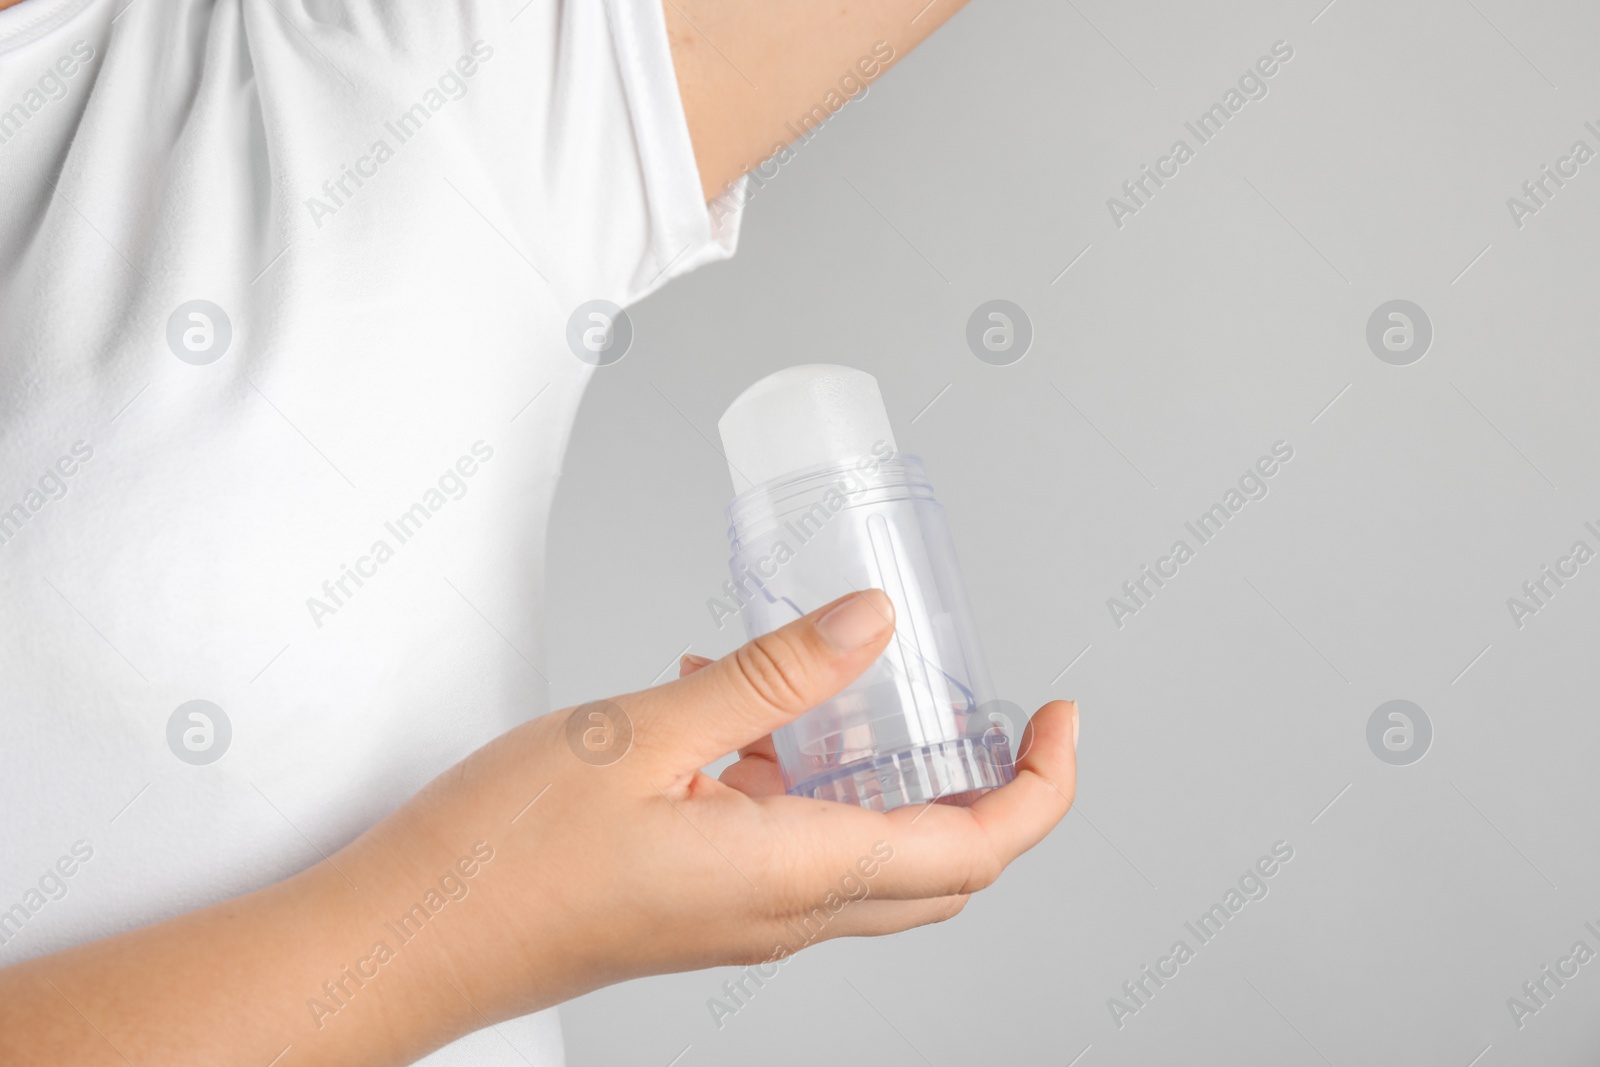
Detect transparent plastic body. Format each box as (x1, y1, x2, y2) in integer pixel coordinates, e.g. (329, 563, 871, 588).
(725, 452, 1015, 812)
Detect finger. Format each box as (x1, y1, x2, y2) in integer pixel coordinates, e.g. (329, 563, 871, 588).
(964, 700, 1078, 863)
(719, 752, 785, 798)
(737, 735, 777, 762)
(784, 895, 969, 945)
(686, 653, 779, 767)
(739, 703, 1076, 902)
(688, 653, 781, 790)
(627, 590, 896, 771)
(747, 792, 1002, 902)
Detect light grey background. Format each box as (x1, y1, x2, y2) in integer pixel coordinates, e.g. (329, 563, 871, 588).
(549, 1, 1600, 1064)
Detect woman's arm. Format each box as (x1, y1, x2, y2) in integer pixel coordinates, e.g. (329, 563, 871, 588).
(0, 847, 469, 1065)
(0, 591, 1077, 1066)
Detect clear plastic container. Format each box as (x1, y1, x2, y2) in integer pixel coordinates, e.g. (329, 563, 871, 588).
(724, 451, 1015, 811)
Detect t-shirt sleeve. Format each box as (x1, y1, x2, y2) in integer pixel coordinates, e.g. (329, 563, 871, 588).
(595, 0, 746, 295)
(530, 0, 746, 305)
(308, 0, 745, 308)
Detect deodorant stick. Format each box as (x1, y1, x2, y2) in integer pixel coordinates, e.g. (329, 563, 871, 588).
(717, 365, 1015, 811)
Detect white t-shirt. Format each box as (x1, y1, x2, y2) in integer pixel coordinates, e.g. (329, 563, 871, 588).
(0, 0, 741, 1062)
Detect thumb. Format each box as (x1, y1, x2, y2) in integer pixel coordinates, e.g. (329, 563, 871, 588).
(632, 589, 896, 771)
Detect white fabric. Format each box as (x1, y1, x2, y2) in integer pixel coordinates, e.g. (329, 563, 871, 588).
(0, 1, 741, 1062)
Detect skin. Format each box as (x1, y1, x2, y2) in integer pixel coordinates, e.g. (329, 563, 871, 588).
(0, 5, 1078, 1064)
(665, 0, 973, 199)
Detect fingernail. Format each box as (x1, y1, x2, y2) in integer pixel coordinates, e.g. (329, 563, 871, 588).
(681, 653, 713, 670)
(815, 590, 894, 653)
(1071, 701, 1080, 751)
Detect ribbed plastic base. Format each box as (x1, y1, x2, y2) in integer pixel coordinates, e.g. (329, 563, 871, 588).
(789, 734, 1016, 812)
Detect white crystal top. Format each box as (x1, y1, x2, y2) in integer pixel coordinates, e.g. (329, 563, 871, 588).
(716, 364, 898, 495)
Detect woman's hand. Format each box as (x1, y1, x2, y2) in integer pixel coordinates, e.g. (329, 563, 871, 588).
(0, 589, 1076, 1067)
(376, 588, 1078, 1028)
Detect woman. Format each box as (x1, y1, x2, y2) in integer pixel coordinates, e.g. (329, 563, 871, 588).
(0, 1, 1077, 1062)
